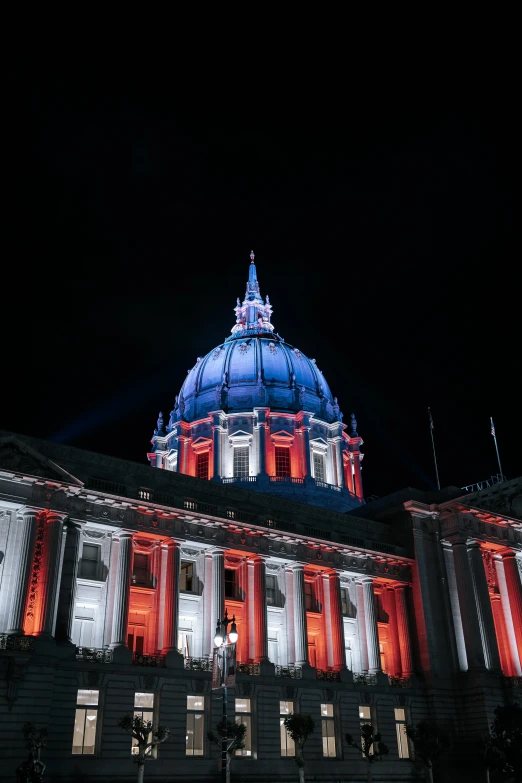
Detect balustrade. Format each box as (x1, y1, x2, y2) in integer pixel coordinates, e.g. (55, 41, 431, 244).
(0, 634, 34, 652)
(76, 647, 113, 663)
(275, 665, 302, 679)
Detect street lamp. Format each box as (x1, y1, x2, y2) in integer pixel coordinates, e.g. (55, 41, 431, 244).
(214, 609, 238, 783)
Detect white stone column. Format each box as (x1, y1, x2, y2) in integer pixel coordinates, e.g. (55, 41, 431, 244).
(6, 511, 38, 635)
(203, 551, 214, 656)
(361, 577, 381, 673)
(211, 413, 223, 480)
(356, 580, 369, 671)
(394, 585, 413, 676)
(284, 566, 295, 664)
(55, 521, 82, 643)
(255, 409, 268, 475)
(451, 540, 486, 669)
(334, 438, 343, 487)
(292, 563, 308, 665)
(495, 554, 522, 676)
(467, 541, 501, 670)
(442, 542, 468, 670)
(38, 513, 67, 637)
(211, 549, 225, 643)
(110, 533, 133, 651)
(253, 557, 269, 662)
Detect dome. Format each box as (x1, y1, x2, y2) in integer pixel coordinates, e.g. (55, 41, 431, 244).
(177, 334, 337, 423)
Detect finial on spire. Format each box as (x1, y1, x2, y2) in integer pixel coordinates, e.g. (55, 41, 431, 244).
(250, 250, 255, 264)
(351, 413, 358, 437)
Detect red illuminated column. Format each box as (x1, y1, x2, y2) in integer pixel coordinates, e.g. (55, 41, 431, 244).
(37, 513, 67, 637)
(327, 572, 346, 670)
(253, 556, 269, 662)
(292, 563, 309, 665)
(362, 577, 381, 673)
(55, 520, 82, 643)
(256, 409, 269, 475)
(110, 533, 133, 649)
(345, 456, 354, 495)
(162, 540, 181, 653)
(386, 587, 401, 676)
(298, 413, 312, 478)
(467, 541, 501, 670)
(394, 585, 413, 676)
(494, 554, 522, 676)
(6, 510, 38, 635)
(490, 592, 512, 675)
(353, 453, 363, 501)
(178, 436, 189, 475)
(502, 551, 522, 665)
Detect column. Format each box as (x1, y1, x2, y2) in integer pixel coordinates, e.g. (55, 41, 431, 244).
(284, 566, 295, 664)
(490, 592, 512, 675)
(298, 413, 312, 478)
(55, 521, 82, 643)
(110, 533, 133, 648)
(467, 541, 501, 670)
(6, 511, 38, 635)
(322, 573, 334, 668)
(502, 552, 522, 665)
(386, 587, 401, 676)
(253, 557, 269, 662)
(334, 439, 343, 487)
(211, 413, 222, 480)
(247, 560, 256, 661)
(356, 580, 369, 671)
(203, 551, 214, 656)
(362, 577, 381, 673)
(327, 572, 346, 670)
(451, 540, 486, 669)
(211, 549, 225, 644)
(353, 453, 363, 501)
(495, 555, 522, 676)
(292, 564, 308, 665)
(162, 540, 181, 652)
(38, 513, 67, 637)
(178, 436, 189, 475)
(255, 409, 268, 475)
(345, 457, 355, 495)
(442, 542, 468, 670)
(394, 585, 413, 676)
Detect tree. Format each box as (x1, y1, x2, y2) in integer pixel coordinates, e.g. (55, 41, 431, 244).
(283, 713, 316, 783)
(480, 732, 505, 783)
(118, 714, 170, 783)
(208, 718, 247, 783)
(23, 722, 48, 761)
(405, 720, 451, 783)
(346, 723, 389, 783)
(487, 702, 522, 782)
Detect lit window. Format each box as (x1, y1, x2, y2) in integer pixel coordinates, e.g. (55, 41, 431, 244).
(359, 705, 373, 756)
(275, 447, 291, 477)
(180, 561, 194, 592)
(133, 553, 150, 587)
(394, 708, 410, 759)
(313, 452, 325, 482)
(321, 703, 336, 757)
(341, 588, 356, 618)
(72, 690, 99, 755)
(225, 569, 237, 599)
(268, 635, 279, 664)
(304, 581, 316, 612)
(280, 701, 295, 757)
(72, 606, 95, 647)
(233, 446, 250, 478)
(235, 698, 253, 756)
(196, 452, 209, 480)
(379, 642, 387, 673)
(186, 695, 205, 756)
(80, 544, 100, 580)
(266, 574, 278, 606)
(132, 693, 154, 757)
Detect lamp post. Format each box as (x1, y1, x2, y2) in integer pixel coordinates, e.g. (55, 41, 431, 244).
(214, 608, 238, 783)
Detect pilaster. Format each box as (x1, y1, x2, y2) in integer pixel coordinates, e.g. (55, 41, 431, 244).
(110, 532, 133, 663)
(467, 541, 501, 671)
(55, 520, 82, 643)
(394, 585, 413, 676)
(37, 512, 67, 638)
(450, 540, 486, 669)
(502, 551, 522, 666)
(211, 548, 225, 645)
(291, 563, 309, 666)
(326, 571, 346, 670)
(253, 556, 269, 662)
(494, 554, 522, 676)
(361, 577, 381, 673)
(162, 539, 183, 667)
(6, 510, 38, 635)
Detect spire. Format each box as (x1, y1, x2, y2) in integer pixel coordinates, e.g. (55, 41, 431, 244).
(229, 251, 274, 339)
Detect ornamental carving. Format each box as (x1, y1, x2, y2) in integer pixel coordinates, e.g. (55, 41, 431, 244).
(25, 514, 46, 631)
(84, 530, 106, 540)
(238, 343, 250, 354)
(267, 342, 278, 354)
(482, 550, 497, 590)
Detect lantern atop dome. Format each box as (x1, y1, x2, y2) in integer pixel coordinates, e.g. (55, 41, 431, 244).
(230, 251, 274, 340)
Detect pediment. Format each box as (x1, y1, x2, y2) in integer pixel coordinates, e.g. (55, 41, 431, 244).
(271, 430, 294, 441)
(192, 436, 212, 447)
(0, 436, 83, 486)
(229, 430, 251, 439)
(310, 437, 328, 446)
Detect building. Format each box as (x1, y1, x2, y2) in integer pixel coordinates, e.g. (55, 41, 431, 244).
(0, 255, 521, 782)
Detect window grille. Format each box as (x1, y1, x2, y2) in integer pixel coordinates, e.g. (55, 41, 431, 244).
(235, 698, 253, 756)
(180, 562, 194, 592)
(266, 574, 278, 606)
(321, 703, 336, 757)
(196, 452, 209, 480)
(280, 701, 295, 757)
(80, 543, 99, 580)
(186, 695, 205, 756)
(275, 447, 291, 477)
(132, 693, 154, 756)
(313, 452, 326, 482)
(233, 446, 250, 478)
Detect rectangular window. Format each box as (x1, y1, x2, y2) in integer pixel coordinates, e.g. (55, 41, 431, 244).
(341, 587, 356, 617)
(80, 543, 99, 580)
(225, 568, 237, 599)
(359, 705, 374, 756)
(180, 561, 194, 592)
(313, 452, 325, 482)
(133, 553, 149, 587)
(132, 693, 155, 757)
(233, 446, 250, 478)
(266, 574, 278, 606)
(196, 452, 209, 480)
(304, 581, 316, 612)
(186, 695, 205, 756)
(275, 446, 291, 477)
(280, 701, 295, 757)
(268, 636, 279, 664)
(72, 689, 99, 755)
(321, 703, 336, 758)
(235, 698, 252, 756)
(394, 708, 410, 759)
(379, 642, 387, 673)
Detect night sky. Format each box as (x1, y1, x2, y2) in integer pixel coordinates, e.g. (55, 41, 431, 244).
(3, 73, 519, 500)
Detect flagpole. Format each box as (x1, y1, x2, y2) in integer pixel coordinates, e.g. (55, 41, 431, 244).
(428, 407, 441, 490)
(490, 417, 504, 481)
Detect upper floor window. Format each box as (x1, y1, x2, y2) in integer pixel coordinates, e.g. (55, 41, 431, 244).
(132, 553, 150, 587)
(280, 701, 295, 757)
(394, 708, 411, 759)
(341, 588, 356, 618)
(266, 574, 279, 606)
(180, 561, 194, 592)
(80, 543, 100, 580)
(313, 452, 326, 482)
(275, 447, 291, 477)
(186, 695, 205, 756)
(235, 698, 253, 756)
(304, 580, 317, 612)
(233, 446, 250, 478)
(132, 693, 155, 757)
(196, 452, 209, 480)
(72, 689, 99, 755)
(321, 703, 337, 757)
(225, 569, 237, 599)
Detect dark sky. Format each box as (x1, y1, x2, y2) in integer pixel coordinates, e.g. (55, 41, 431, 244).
(3, 72, 519, 499)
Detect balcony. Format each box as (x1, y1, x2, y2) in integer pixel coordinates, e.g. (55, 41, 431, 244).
(389, 675, 411, 688)
(184, 656, 213, 672)
(236, 662, 260, 676)
(353, 673, 377, 686)
(0, 634, 35, 652)
(76, 647, 113, 663)
(317, 669, 341, 681)
(132, 653, 165, 667)
(275, 664, 302, 679)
